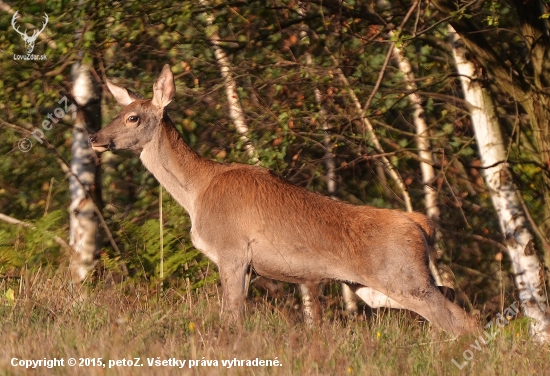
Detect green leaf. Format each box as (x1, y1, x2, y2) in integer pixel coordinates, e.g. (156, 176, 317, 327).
(5, 288, 14, 304)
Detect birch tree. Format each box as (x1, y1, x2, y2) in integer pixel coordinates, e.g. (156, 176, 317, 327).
(68, 0, 103, 283)
(326, 52, 414, 213)
(391, 37, 449, 289)
(296, 3, 360, 318)
(450, 26, 550, 342)
(199, 0, 257, 163)
(432, 0, 550, 265)
(69, 62, 102, 283)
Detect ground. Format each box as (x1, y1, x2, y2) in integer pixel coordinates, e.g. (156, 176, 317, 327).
(0, 269, 547, 375)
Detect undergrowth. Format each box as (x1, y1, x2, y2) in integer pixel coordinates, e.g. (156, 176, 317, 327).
(0, 268, 547, 375)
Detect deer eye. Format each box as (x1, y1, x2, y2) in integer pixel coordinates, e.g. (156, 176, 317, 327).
(125, 114, 140, 127)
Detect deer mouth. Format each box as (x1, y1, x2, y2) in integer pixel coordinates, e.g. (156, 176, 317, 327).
(89, 135, 113, 152)
(91, 144, 110, 152)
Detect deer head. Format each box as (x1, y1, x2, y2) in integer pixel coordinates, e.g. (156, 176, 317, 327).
(11, 11, 48, 54)
(89, 64, 175, 153)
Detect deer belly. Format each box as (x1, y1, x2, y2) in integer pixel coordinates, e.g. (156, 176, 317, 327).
(250, 244, 334, 284)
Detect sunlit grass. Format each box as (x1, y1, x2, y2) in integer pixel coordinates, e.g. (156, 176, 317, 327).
(1, 269, 548, 375)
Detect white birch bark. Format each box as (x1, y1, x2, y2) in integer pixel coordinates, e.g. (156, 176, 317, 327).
(200, 0, 258, 163)
(391, 38, 446, 288)
(309, 58, 362, 316)
(450, 25, 550, 342)
(300, 53, 341, 321)
(200, 1, 263, 306)
(354, 286, 405, 309)
(69, 63, 102, 283)
(327, 53, 413, 212)
(307, 63, 337, 199)
(298, 4, 358, 317)
(391, 41, 438, 220)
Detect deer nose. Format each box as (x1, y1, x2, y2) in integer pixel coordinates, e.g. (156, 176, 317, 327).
(88, 135, 97, 145)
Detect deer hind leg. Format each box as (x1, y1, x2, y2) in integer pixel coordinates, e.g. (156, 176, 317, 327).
(370, 280, 477, 336)
(350, 285, 406, 310)
(300, 282, 321, 326)
(218, 261, 249, 325)
(299, 283, 360, 323)
(342, 283, 360, 315)
(348, 284, 476, 335)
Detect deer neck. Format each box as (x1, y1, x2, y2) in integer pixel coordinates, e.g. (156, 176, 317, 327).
(140, 117, 217, 218)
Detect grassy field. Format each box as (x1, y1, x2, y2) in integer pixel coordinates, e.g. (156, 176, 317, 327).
(0, 268, 547, 376)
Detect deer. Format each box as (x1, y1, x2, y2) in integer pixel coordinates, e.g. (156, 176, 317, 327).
(11, 11, 48, 54)
(299, 211, 443, 322)
(89, 64, 477, 336)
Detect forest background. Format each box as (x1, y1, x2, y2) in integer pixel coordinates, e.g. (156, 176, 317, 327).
(1, 0, 550, 374)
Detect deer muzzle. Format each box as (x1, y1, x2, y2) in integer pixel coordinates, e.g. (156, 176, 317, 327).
(88, 134, 111, 152)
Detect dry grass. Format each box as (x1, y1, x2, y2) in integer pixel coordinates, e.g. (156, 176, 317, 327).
(0, 269, 548, 375)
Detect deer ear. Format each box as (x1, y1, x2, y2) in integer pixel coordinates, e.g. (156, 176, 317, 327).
(152, 64, 175, 109)
(106, 80, 137, 106)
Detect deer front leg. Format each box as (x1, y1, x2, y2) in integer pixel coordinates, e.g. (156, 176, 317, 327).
(218, 261, 249, 325)
(300, 282, 321, 326)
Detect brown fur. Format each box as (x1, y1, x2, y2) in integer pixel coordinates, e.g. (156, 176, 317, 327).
(404, 212, 436, 245)
(89, 65, 477, 336)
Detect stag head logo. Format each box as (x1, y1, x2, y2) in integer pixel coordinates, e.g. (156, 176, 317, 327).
(11, 11, 48, 54)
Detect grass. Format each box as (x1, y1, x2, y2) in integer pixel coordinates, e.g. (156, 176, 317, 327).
(0, 268, 548, 375)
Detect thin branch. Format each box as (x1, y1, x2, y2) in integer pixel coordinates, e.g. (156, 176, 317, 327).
(0, 116, 128, 276)
(360, 1, 419, 118)
(199, 0, 259, 164)
(324, 52, 413, 211)
(0, 212, 74, 254)
(443, 229, 508, 252)
(516, 188, 550, 253)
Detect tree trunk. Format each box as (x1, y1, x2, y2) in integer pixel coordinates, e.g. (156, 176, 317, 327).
(513, 0, 550, 238)
(69, 63, 102, 283)
(391, 38, 447, 288)
(327, 52, 413, 212)
(432, 0, 550, 268)
(200, 1, 269, 312)
(200, 0, 258, 163)
(450, 26, 550, 342)
(298, 3, 359, 317)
